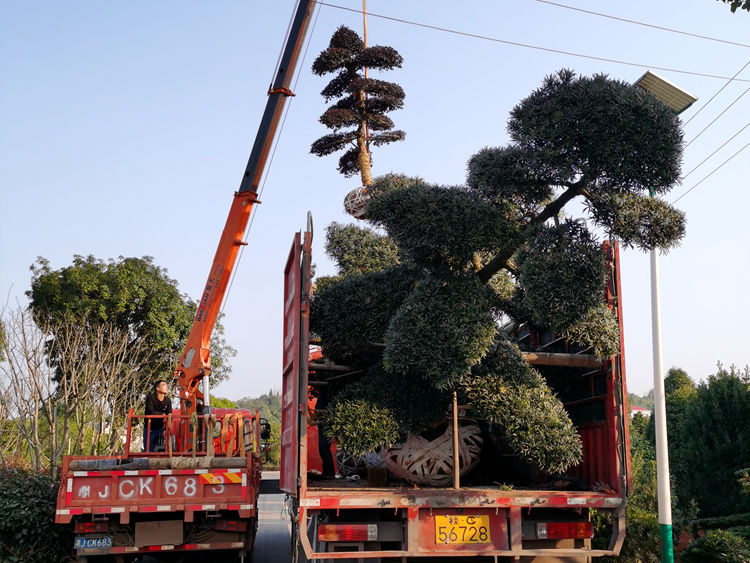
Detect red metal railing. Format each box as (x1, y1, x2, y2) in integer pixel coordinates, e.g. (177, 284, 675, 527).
(124, 408, 260, 458)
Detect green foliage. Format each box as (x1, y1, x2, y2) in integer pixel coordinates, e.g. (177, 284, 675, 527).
(210, 396, 238, 408)
(264, 420, 281, 469)
(311, 69, 688, 476)
(594, 506, 660, 563)
(0, 468, 73, 562)
(587, 191, 686, 251)
(558, 303, 620, 357)
(310, 264, 421, 364)
(311, 26, 405, 180)
(236, 389, 282, 425)
(595, 411, 680, 562)
(718, 0, 750, 13)
(696, 511, 750, 531)
(383, 275, 498, 388)
(27, 255, 235, 388)
(236, 390, 282, 467)
(325, 222, 400, 275)
(467, 146, 553, 212)
(517, 220, 606, 330)
(628, 392, 654, 410)
(461, 340, 581, 473)
(322, 399, 400, 456)
(738, 467, 750, 495)
(508, 69, 683, 194)
(682, 529, 750, 563)
(673, 364, 750, 517)
(335, 363, 452, 436)
(646, 367, 696, 514)
(367, 175, 517, 270)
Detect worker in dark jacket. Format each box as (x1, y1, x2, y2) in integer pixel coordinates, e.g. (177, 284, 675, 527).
(143, 379, 172, 452)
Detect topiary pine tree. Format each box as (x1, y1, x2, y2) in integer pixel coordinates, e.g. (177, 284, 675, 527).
(310, 25, 405, 187)
(311, 69, 688, 475)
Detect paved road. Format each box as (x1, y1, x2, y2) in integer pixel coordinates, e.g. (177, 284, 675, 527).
(253, 471, 292, 563)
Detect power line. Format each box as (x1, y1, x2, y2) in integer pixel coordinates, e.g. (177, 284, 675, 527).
(315, 1, 750, 83)
(673, 138, 750, 204)
(683, 59, 750, 126)
(221, 1, 322, 317)
(682, 119, 750, 180)
(685, 87, 750, 148)
(534, 0, 750, 50)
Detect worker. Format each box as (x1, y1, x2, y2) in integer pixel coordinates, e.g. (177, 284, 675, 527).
(143, 379, 172, 452)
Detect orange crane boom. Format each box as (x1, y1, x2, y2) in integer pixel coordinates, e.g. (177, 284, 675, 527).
(175, 0, 316, 443)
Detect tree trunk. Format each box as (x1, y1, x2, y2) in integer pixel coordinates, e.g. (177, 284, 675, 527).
(357, 90, 373, 187)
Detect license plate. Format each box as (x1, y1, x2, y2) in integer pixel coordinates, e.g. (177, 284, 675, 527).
(435, 515, 491, 544)
(74, 536, 113, 550)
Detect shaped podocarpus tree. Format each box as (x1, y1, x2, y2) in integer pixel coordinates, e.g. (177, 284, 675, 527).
(311, 69, 687, 475)
(310, 26, 405, 190)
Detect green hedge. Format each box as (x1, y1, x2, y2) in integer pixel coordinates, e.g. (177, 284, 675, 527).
(0, 468, 73, 562)
(681, 529, 750, 563)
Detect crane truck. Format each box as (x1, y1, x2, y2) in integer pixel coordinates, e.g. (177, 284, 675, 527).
(54, 1, 316, 560)
(282, 224, 632, 562)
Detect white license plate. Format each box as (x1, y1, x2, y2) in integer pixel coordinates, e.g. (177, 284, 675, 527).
(74, 536, 112, 550)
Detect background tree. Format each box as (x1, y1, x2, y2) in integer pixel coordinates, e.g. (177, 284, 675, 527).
(675, 364, 750, 517)
(27, 255, 235, 398)
(717, 0, 750, 13)
(646, 367, 696, 512)
(311, 69, 687, 475)
(0, 307, 154, 477)
(0, 467, 74, 562)
(311, 26, 405, 187)
(237, 389, 282, 467)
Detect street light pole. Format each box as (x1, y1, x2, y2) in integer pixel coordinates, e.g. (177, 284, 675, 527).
(650, 232, 673, 562)
(634, 70, 697, 563)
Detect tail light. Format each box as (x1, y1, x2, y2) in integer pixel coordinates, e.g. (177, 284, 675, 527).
(536, 521, 593, 540)
(74, 521, 109, 533)
(318, 524, 377, 542)
(216, 519, 248, 532)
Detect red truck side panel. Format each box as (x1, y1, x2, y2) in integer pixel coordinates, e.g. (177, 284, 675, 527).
(281, 232, 302, 496)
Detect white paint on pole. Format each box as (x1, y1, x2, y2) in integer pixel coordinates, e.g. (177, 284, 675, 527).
(651, 248, 672, 528)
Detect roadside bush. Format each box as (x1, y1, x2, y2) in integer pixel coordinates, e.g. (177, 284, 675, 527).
(0, 467, 73, 562)
(681, 529, 750, 563)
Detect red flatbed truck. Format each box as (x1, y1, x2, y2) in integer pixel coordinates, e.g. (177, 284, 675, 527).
(282, 223, 631, 561)
(54, 1, 317, 560)
(54, 408, 265, 559)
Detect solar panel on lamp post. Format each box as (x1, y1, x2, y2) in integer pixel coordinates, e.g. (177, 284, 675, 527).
(633, 70, 697, 563)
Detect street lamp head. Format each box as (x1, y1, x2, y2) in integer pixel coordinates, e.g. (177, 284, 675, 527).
(634, 70, 698, 115)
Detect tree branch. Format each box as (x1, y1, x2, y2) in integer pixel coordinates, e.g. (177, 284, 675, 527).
(477, 184, 584, 284)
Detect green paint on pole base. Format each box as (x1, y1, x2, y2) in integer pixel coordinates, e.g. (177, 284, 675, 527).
(660, 523, 674, 563)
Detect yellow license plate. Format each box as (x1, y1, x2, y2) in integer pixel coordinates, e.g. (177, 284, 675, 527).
(435, 515, 491, 544)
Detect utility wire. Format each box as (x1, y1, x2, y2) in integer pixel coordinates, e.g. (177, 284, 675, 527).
(221, 2, 322, 317)
(673, 139, 750, 204)
(534, 0, 750, 50)
(682, 120, 750, 181)
(683, 59, 750, 126)
(685, 87, 750, 148)
(315, 1, 750, 83)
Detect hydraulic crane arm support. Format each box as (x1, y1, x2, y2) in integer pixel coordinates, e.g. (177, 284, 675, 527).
(240, 0, 316, 194)
(175, 0, 317, 423)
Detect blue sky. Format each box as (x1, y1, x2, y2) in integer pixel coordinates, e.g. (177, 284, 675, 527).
(1, 0, 748, 400)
